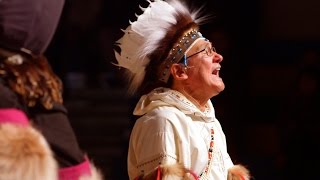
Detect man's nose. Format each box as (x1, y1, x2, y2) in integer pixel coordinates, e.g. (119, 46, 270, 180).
(213, 53, 223, 63)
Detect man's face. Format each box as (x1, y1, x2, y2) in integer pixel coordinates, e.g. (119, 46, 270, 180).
(184, 39, 225, 97)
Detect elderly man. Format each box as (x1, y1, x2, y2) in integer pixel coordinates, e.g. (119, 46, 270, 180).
(114, 0, 250, 179)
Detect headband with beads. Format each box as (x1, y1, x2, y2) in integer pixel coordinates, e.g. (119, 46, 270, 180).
(158, 29, 204, 83)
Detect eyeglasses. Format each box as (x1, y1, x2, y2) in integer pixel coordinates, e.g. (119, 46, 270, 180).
(186, 44, 216, 59)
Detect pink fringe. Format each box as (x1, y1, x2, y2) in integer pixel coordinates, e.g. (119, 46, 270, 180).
(0, 108, 29, 126)
(58, 158, 92, 180)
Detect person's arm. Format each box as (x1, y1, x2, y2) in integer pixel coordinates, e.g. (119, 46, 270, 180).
(0, 78, 102, 180)
(31, 103, 103, 180)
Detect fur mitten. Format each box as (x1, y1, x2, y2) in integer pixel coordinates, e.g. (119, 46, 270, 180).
(0, 123, 58, 180)
(227, 164, 251, 180)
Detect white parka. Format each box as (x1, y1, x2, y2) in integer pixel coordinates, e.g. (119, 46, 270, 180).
(128, 87, 234, 179)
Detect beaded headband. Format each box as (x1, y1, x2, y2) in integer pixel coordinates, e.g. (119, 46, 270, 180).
(158, 29, 203, 83)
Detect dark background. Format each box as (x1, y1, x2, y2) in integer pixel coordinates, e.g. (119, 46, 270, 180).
(46, 0, 320, 179)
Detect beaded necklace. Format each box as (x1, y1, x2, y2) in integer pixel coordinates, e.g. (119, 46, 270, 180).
(199, 127, 214, 179)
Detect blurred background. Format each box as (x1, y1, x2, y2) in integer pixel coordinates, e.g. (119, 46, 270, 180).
(45, 0, 320, 179)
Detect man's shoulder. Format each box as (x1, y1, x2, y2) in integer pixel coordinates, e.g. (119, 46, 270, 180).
(148, 105, 186, 118)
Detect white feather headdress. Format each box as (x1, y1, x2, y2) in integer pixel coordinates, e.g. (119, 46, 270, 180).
(114, 0, 207, 94)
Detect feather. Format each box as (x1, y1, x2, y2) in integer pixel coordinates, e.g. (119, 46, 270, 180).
(139, 5, 147, 11)
(114, 0, 206, 94)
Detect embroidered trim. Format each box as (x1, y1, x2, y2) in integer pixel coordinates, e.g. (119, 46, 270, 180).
(167, 89, 211, 116)
(136, 154, 177, 169)
(199, 127, 214, 179)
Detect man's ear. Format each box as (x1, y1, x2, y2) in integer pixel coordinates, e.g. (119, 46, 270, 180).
(170, 64, 188, 80)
